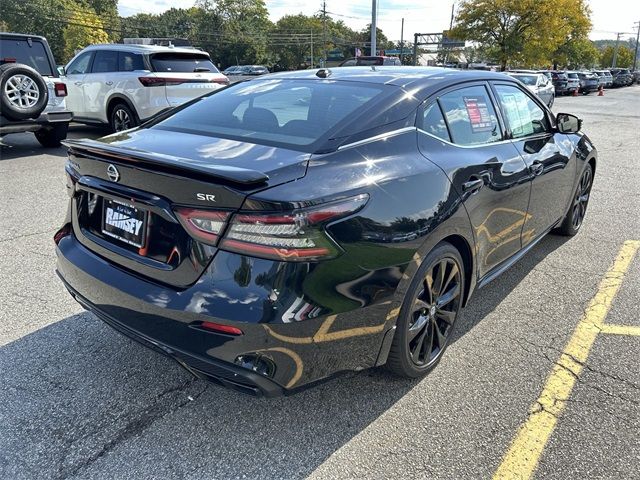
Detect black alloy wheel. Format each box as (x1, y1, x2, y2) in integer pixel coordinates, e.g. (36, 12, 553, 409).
(110, 103, 137, 132)
(387, 242, 464, 377)
(557, 164, 593, 236)
(571, 166, 592, 230)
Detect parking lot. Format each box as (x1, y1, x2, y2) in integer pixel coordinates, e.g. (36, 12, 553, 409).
(1, 85, 639, 479)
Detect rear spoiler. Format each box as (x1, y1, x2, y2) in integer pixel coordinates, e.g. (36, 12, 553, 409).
(62, 138, 269, 186)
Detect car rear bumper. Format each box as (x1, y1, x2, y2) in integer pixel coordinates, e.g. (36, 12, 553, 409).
(58, 273, 285, 397)
(0, 111, 73, 133)
(55, 231, 395, 395)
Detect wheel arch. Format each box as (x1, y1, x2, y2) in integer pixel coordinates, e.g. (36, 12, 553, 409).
(439, 234, 474, 308)
(106, 94, 140, 124)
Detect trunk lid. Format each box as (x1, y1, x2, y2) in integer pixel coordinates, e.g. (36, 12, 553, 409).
(64, 129, 309, 287)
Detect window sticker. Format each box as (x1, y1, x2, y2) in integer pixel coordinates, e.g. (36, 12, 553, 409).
(462, 96, 494, 133)
(500, 93, 534, 137)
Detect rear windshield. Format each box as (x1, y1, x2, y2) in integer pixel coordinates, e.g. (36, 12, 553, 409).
(512, 74, 537, 85)
(150, 52, 219, 73)
(355, 58, 383, 66)
(0, 38, 54, 76)
(567, 73, 578, 78)
(153, 79, 386, 151)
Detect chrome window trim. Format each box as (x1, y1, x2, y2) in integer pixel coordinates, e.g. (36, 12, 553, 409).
(416, 127, 515, 149)
(337, 126, 417, 151)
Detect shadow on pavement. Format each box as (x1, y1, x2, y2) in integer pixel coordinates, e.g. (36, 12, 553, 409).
(0, 124, 109, 162)
(0, 227, 569, 479)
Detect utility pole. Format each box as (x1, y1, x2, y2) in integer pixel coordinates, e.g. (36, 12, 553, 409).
(633, 21, 640, 71)
(413, 33, 418, 66)
(321, 1, 327, 67)
(612, 32, 622, 68)
(310, 30, 314, 68)
(400, 18, 404, 64)
(371, 0, 377, 56)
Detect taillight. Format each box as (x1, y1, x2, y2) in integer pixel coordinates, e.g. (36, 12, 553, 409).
(138, 76, 228, 87)
(54, 224, 71, 245)
(220, 194, 368, 261)
(174, 208, 230, 245)
(54, 82, 67, 97)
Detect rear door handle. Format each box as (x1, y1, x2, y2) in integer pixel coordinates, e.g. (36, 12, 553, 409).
(74, 81, 82, 86)
(462, 178, 484, 194)
(530, 161, 544, 176)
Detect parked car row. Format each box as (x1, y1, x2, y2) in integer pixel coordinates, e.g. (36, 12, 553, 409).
(506, 66, 638, 105)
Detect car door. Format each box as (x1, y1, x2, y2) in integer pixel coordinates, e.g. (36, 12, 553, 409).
(63, 51, 94, 119)
(416, 83, 532, 278)
(491, 82, 575, 247)
(84, 49, 119, 122)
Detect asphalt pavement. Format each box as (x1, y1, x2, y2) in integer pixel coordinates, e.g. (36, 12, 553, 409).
(0, 86, 638, 480)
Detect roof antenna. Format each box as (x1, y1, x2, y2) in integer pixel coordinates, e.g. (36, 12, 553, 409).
(316, 68, 331, 78)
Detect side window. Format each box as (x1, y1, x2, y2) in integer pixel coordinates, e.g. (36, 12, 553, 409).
(92, 50, 118, 73)
(119, 52, 144, 72)
(66, 52, 93, 75)
(342, 59, 357, 66)
(420, 102, 450, 142)
(494, 84, 550, 139)
(438, 85, 501, 146)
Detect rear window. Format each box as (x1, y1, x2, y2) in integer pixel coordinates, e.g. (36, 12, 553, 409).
(150, 53, 219, 73)
(356, 58, 383, 66)
(153, 79, 385, 151)
(512, 74, 537, 85)
(0, 38, 53, 76)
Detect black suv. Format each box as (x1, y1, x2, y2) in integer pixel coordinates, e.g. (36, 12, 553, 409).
(0, 32, 72, 147)
(547, 71, 569, 95)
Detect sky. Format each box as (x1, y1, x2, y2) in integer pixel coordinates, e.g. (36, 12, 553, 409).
(118, 0, 640, 43)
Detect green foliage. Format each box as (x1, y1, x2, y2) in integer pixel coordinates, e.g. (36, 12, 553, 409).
(600, 45, 634, 68)
(0, 0, 401, 70)
(450, 0, 593, 70)
(63, 9, 109, 61)
(270, 15, 322, 70)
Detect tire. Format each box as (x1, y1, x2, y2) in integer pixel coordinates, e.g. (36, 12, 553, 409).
(0, 63, 49, 120)
(34, 122, 69, 148)
(109, 102, 137, 133)
(386, 242, 465, 378)
(556, 164, 593, 236)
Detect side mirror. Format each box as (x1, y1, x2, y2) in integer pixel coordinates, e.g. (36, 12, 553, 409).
(556, 113, 582, 133)
(57, 65, 65, 76)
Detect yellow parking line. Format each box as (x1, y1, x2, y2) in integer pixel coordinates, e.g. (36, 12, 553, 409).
(600, 324, 640, 336)
(493, 240, 640, 480)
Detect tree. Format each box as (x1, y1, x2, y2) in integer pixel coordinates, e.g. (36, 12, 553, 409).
(270, 15, 322, 70)
(549, 0, 592, 68)
(600, 45, 634, 68)
(355, 24, 394, 54)
(63, 9, 109, 61)
(210, 0, 273, 67)
(449, 0, 592, 70)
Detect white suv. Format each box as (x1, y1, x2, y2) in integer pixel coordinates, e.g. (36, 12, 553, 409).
(63, 44, 229, 132)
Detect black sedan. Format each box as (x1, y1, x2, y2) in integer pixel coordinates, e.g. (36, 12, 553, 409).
(55, 68, 596, 396)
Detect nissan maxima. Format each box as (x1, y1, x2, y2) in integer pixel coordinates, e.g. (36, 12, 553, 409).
(56, 67, 596, 396)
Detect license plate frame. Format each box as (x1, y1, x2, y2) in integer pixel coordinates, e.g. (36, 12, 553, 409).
(101, 198, 148, 248)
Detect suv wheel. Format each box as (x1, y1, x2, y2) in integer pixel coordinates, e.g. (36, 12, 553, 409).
(386, 242, 465, 378)
(0, 63, 49, 121)
(34, 123, 69, 148)
(109, 103, 137, 132)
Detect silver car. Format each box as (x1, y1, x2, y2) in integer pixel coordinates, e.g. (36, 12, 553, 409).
(506, 72, 555, 107)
